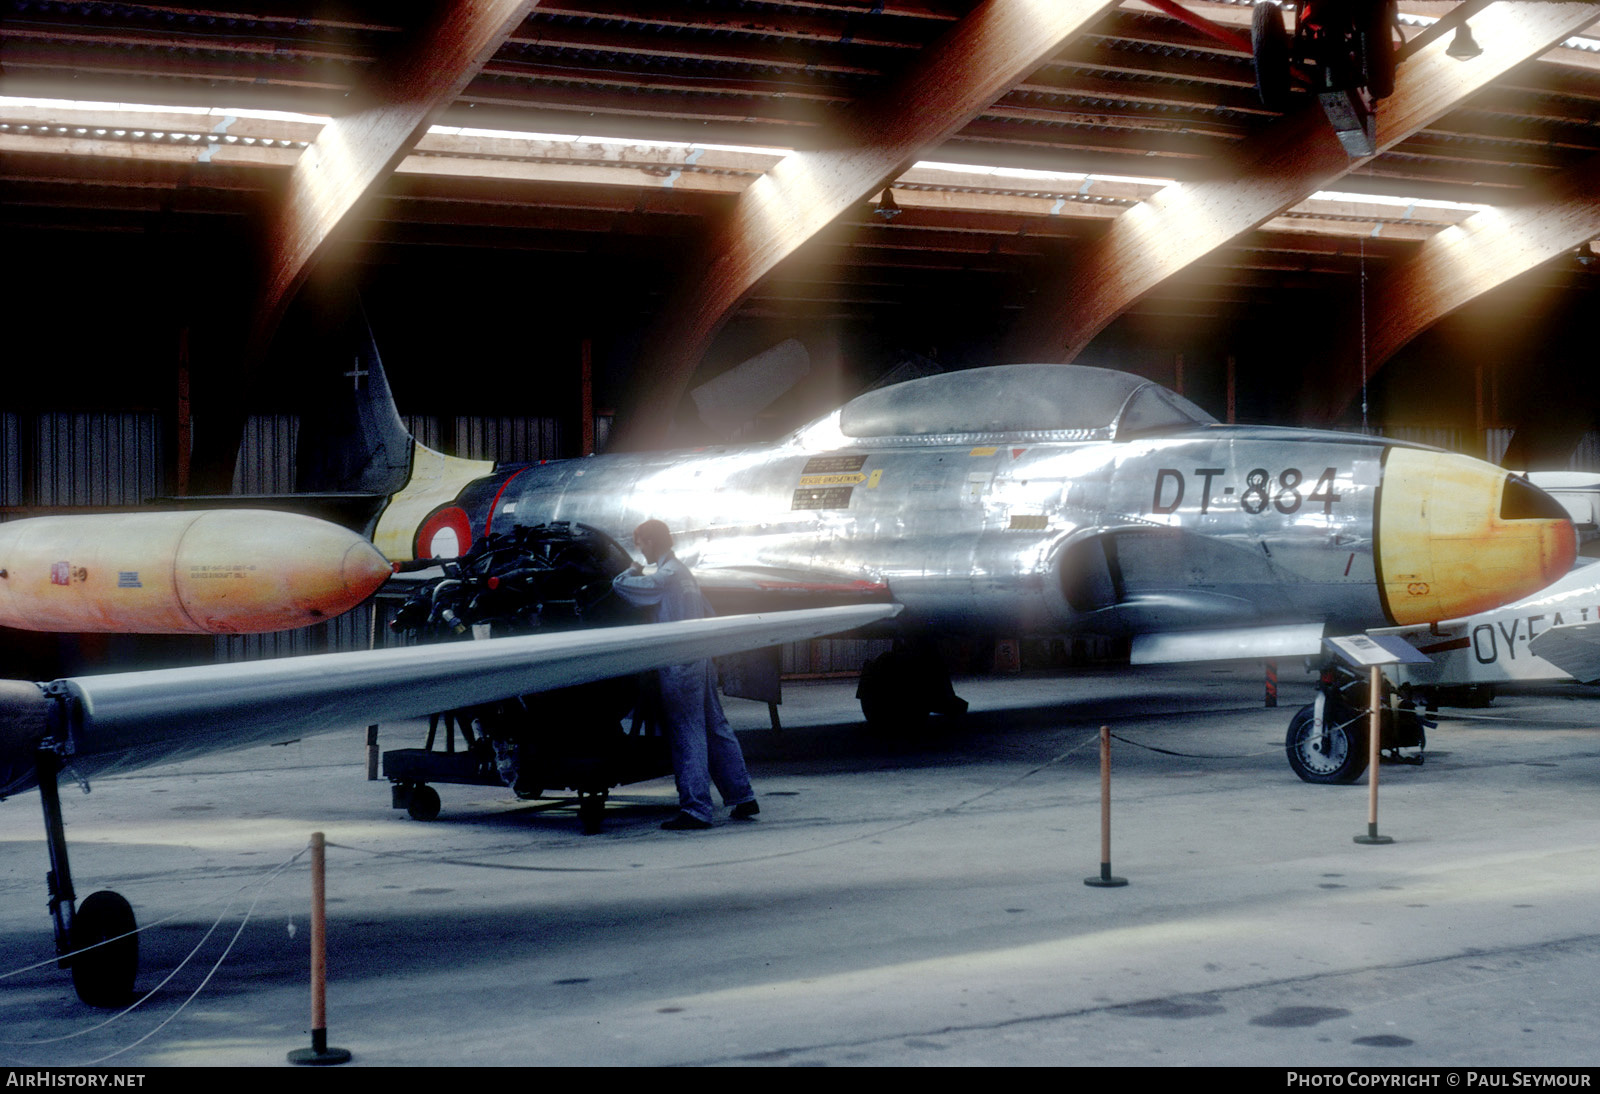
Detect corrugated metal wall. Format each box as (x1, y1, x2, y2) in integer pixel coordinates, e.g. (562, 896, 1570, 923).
(0, 413, 21, 510)
(1571, 432, 1600, 471)
(781, 637, 895, 676)
(214, 601, 380, 663)
(403, 415, 443, 453)
(232, 414, 298, 495)
(1384, 425, 1480, 458)
(399, 416, 566, 463)
(16, 411, 166, 507)
(455, 416, 565, 463)
(1484, 428, 1513, 466)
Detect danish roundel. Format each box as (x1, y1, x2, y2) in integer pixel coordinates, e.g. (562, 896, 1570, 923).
(416, 506, 473, 560)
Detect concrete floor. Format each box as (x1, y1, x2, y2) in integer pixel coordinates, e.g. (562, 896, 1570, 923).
(2, 662, 1599, 1067)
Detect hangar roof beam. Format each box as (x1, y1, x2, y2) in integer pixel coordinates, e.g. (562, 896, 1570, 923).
(254, 0, 537, 343)
(1308, 150, 1600, 428)
(611, 0, 1122, 451)
(184, 1, 537, 494)
(996, 1, 1600, 366)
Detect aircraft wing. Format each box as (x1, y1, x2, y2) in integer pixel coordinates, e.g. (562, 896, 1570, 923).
(1130, 623, 1327, 664)
(1528, 622, 1600, 685)
(22, 603, 899, 783)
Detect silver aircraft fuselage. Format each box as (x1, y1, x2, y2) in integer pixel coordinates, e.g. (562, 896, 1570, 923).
(399, 366, 1576, 647)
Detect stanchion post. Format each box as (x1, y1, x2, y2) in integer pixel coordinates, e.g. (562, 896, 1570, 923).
(1354, 665, 1394, 845)
(1084, 726, 1128, 888)
(289, 832, 351, 1065)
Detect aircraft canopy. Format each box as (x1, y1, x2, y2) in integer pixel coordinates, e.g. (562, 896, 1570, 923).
(837, 364, 1215, 440)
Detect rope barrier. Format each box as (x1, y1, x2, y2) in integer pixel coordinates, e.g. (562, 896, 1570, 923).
(0, 845, 306, 1065)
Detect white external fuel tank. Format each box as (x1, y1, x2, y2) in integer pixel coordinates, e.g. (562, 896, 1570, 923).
(0, 510, 391, 634)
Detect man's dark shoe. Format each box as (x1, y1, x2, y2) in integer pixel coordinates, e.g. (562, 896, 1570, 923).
(661, 813, 712, 831)
(730, 799, 760, 820)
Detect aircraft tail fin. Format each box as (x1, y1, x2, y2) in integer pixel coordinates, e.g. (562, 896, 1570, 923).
(294, 304, 414, 496)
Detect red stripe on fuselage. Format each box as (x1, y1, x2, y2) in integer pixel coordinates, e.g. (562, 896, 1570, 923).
(482, 466, 532, 539)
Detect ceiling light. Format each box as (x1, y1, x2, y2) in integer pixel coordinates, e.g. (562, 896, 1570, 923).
(1446, 24, 1483, 60)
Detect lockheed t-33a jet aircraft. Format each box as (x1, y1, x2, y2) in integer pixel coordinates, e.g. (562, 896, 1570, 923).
(0, 353, 1574, 1007)
(369, 359, 1574, 722)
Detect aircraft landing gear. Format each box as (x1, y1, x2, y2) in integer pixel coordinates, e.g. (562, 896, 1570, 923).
(856, 641, 968, 733)
(1285, 701, 1369, 784)
(38, 750, 138, 1007)
(1251, 0, 1292, 110)
(1285, 662, 1431, 784)
(1247, 0, 1401, 156)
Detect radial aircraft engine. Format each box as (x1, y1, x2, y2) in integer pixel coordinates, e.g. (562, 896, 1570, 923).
(378, 363, 1576, 723)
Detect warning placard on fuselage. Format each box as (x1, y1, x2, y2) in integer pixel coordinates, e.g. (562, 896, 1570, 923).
(794, 455, 865, 508)
(793, 486, 855, 510)
(802, 455, 867, 474)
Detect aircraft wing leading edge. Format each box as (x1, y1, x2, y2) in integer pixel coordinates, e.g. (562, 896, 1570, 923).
(11, 604, 899, 787)
(1130, 623, 1327, 665)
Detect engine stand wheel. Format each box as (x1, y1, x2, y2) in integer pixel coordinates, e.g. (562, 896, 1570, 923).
(577, 791, 609, 835)
(406, 784, 442, 821)
(1285, 703, 1369, 784)
(68, 890, 138, 1008)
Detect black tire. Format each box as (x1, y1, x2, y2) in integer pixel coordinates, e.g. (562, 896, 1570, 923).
(1285, 702, 1369, 784)
(69, 890, 138, 1008)
(1252, 1, 1292, 110)
(856, 651, 930, 733)
(1359, 0, 1398, 99)
(407, 784, 441, 821)
(578, 795, 606, 835)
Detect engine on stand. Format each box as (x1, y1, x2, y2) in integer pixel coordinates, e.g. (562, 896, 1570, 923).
(383, 521, 671, 832)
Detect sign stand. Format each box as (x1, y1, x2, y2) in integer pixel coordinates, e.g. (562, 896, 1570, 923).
(1323, 635, 1431, 847)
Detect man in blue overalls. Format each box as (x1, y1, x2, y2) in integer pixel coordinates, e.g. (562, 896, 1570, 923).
(613, 519, 759, 831)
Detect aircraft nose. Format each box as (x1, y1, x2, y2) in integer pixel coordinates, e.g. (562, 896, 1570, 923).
(1376, 449, 1576, 625)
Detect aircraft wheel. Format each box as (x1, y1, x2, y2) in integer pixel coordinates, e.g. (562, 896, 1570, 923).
(1251, 0, 1292, 110)
(69, 890, 138, 1008)
(1360, 0, 1399, 99)
(406, 784, 441, 821)
(1285, 703, 1369, 784)
(860, 695, 928, 733)
(857, 651, 930, 733)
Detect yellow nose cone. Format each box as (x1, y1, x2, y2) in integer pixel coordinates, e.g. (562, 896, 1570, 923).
(1377, 449, 1576, 625)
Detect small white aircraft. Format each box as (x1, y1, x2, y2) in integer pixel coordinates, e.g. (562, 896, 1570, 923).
(1377, 473, 1600, 697)
(1378, 560, 1600, 695)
